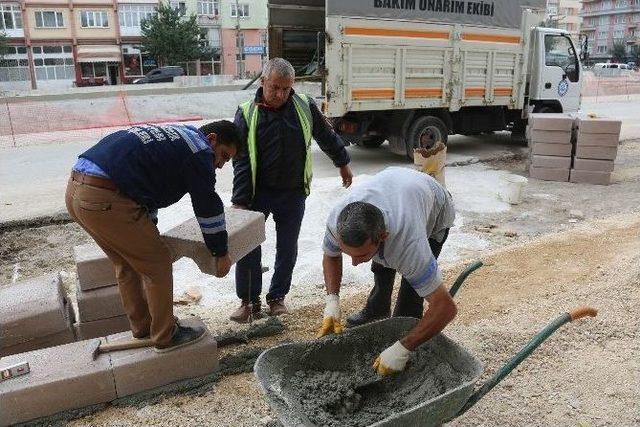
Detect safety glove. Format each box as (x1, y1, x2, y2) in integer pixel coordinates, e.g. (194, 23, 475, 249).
(373, 341, 411, 376)
(317, 294, 343, 338)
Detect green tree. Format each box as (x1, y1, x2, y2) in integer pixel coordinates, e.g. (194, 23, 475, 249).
(610, 41, 628, 62)
(630, 45, 640, 65)
(141, 3, 204, 66)
(0, 31, 10, 59)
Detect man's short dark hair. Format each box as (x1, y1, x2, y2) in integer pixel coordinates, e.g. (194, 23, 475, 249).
(337, 202, 386, 247)
(199, 120, 242, 150)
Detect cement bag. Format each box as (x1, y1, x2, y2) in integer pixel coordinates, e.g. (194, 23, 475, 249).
(415, 142, 447, 187)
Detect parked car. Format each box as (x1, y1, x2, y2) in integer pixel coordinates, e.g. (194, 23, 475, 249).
(132, 66, 185, 84)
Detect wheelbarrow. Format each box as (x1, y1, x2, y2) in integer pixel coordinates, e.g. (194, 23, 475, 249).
(254, 262, 597, 426)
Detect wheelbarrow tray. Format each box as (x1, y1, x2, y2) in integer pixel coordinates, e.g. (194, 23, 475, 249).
(254, 317, 484, 427)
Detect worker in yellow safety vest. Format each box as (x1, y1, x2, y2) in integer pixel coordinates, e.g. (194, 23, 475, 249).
(230, 57, 353, 322)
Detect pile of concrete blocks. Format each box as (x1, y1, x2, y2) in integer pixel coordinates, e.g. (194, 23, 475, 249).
(527, 113, 574, 182)
(571, 116, 621, 185)
(0, 317, 218, 426)
(73, 243, 130, 340)
(0, 275, 75, 357)
(162, 207, 266, 275)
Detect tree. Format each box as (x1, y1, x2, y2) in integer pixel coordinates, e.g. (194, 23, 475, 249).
(141, 3, 204, 66)
(0, 31, 10, 59)
(630, 45, 640, 66)
(610, 41, 628, 63)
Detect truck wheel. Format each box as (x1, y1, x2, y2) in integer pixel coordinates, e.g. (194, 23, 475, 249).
(406, 116, 448, 160)
(358, 136, 386, 148)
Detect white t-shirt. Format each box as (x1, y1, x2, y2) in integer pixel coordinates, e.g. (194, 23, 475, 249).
(323, 167, 455, 297)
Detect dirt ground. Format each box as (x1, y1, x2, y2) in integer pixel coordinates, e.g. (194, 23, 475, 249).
(1, 141, 639, 426)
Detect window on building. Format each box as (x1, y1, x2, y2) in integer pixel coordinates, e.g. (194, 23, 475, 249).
(599, 16, 609, 25)
(80, 62, 107, 78)
(230, 3, 249, 18)
(197, 0, 218, 16)
(32, 45, 74, 80)
(598, 30, 608, 39)
(35, 11, 65, 28)
(80, 10, 108, 28)
(0, 45, 29, 82)
(170, 1, 186, 15)
(597, 45, 608, 53)
(122, 45, 157, 76)
(1, 3, 22, 30)
(615, 14, 626, 24)
(118, 4, 156, 28)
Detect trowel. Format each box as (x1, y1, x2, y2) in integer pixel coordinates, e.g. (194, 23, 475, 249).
(353, 376, 385, 394)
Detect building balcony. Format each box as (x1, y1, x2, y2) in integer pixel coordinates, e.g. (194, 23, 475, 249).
(197, 14, 219, 27)
(580, 6, 639, 18)
(3, 28, 24, 38)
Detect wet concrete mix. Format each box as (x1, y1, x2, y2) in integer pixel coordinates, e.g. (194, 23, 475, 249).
(281, 335, 469, 427)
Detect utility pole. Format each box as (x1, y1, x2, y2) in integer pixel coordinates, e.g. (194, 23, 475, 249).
(235, 0, 243, 78)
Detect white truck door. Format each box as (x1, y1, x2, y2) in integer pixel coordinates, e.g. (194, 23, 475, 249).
(536, 31, 581, 112)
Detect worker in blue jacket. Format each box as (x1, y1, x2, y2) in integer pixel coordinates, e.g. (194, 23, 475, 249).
(65, 121, 241, 352)
(230, 58, 353, 322)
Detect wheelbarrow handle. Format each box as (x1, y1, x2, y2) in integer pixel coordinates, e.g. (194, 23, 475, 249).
(456, 306, 598, 417)
(449, 260, 483, 298)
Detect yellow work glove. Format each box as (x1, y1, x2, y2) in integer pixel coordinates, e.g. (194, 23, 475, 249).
(372, 341, 412, 376)
(317, 294, 343, 338)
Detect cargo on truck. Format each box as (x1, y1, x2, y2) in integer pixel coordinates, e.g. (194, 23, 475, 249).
(268, 0, 583, 159)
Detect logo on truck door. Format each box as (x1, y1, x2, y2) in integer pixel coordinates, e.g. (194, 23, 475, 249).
(558, 79, 569, 97)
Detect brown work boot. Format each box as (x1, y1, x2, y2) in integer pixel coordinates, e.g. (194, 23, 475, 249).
(268, 299, 289, 316)
(229, 301, 262, 323)
(154, 323, 206, 353)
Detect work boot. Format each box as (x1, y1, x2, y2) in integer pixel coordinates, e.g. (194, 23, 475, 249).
(154, 323, 206, 353)
(230, 301, 262, 323)
(346, 309, 388, 328)
(268, 299, 288, 316)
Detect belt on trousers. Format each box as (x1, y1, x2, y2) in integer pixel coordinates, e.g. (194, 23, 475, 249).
(71, 170, 118, 191)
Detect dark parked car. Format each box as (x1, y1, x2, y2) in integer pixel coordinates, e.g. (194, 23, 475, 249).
(132, 66, 185, 84)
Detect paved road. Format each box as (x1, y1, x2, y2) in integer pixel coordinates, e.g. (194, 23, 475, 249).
(1, 96, 638, 223)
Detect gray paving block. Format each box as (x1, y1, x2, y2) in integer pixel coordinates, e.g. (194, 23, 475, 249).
(529, 166, 570, 182)
(74, 315, 131, 340)
(109, 317, 218, 398)
(528, 113, 574, 131)
(570, 169, 612, 185)
(76, 284, 125, 323)
(74, 243, 117, 291)
(528, 129, 572, 144)
(575, 145, 618, 160)
(0, 338, 116, 426)
(576, 132, 619, 147)
(530, 142, 573, 157)
(162, 208, 265, 275)
(1, 274, 72, 349)
(573, 158, 615, 172)
(0, 329, 76, 357)
(577, 117, 621, 135)
(530, 155, 571, 169)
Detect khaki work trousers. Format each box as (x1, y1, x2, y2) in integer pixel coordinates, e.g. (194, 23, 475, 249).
(65, 178, 175, 346)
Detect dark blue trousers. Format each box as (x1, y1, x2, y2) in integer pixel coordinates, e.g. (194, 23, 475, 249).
(235, 189, 306, 304)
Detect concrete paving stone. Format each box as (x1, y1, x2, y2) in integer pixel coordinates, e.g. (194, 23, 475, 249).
(528, 129, 572, 144)
(162, 207, 265, 275)
(575, 145, 618, 160)
(529, 166, 570, 182)
(0, 274, 72, 349)
(74, 315, 131, 341)
(576, 132, 620, 147)
(528, 113, 575, 131)
(0, 338, 116, 426)
(530, 155, 572, 169)
(76, 284, 125, 323)
(109, 317, 218, 398)
(573, 158, 615, 172)
(530, 142, 573, 157)
(74, 243, 117, 291)
(577, 117, 622, 135)
(570, 169, 612, 185)
(0, 329, 76, 357)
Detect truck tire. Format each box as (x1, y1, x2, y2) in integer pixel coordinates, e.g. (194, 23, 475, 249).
(358, 136, 386, 148)
(406, 115, 448, 160)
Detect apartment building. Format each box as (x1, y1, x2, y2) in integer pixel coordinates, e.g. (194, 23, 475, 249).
(547, 0, 582, 38)
(580, 0, 640, 62)
(0, 0, 266, 90)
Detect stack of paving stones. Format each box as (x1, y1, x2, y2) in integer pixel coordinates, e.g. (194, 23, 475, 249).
(0, 317, 218, 426)
(0, 274, 75, 357)
(527, 113, 574, 182)
(73, 243, 130, 340)
(570, 116, 621, 185)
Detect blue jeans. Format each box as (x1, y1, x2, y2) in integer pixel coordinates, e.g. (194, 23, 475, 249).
(235, 189, 306, 304)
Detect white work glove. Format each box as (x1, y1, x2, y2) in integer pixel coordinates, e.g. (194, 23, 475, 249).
(317, 294, 343, 338)
(373, 341, 412, 376)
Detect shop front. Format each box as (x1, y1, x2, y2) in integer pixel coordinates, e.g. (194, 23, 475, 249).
(76, 45, 121, 86)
